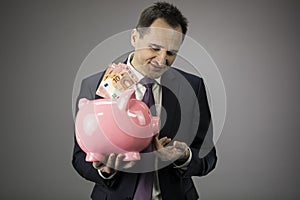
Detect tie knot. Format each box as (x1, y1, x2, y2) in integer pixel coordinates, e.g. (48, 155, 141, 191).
(139, 77, 155, 89)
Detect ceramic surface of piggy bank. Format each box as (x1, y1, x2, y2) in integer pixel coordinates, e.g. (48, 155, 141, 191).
(75, 89, 159, 162)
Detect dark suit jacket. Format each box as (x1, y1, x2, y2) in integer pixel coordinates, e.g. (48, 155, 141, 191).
(72, 67, 217, 200)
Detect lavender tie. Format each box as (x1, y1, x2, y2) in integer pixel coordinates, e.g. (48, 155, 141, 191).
(133, 77, 156, 200)
(140, 77, 156, 116)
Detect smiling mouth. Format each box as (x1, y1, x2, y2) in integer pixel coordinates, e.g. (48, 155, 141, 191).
(149, 62, 166, 71)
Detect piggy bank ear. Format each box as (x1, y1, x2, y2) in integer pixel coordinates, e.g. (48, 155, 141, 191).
(78, 98, 89, 109)
(116, 89, 135, 111)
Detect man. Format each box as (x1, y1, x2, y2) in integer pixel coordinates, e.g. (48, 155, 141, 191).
(72, 2, 217, 200)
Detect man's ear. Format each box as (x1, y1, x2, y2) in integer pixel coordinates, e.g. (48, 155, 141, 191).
(131, 29, 138, 47)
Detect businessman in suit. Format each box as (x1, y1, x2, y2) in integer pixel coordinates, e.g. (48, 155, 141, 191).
(72, 2, 217, 200)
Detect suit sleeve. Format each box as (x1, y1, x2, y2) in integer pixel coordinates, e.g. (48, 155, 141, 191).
(181, 78, 217, 177)
(71, 78, 119, 187)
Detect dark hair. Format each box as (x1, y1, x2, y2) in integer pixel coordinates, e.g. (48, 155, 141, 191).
(136, 2, 188, 36)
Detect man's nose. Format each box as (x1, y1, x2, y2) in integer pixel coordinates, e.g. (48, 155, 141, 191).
(156, 51, 167, 65)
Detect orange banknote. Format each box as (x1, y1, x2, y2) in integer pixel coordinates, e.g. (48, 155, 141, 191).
(96, 63, 138, 99)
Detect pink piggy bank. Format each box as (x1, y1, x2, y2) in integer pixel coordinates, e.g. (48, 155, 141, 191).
(75, 89, 159, 162)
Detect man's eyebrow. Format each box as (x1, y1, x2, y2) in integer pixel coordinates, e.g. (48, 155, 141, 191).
(149, 43, 179, 53)
(149, 43, 163, 48)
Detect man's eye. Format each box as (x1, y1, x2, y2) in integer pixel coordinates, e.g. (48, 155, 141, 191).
(167, 51, 176, 56)
(151, 47, 160, 51)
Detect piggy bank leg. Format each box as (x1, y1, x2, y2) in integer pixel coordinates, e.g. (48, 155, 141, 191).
(123, 152, 140, 161)
(86, 152, 105, 162)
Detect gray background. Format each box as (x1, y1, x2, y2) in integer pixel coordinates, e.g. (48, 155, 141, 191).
(1, 0, 299, 199)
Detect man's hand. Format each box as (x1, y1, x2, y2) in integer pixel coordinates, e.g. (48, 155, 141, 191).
(92, 153, 136, 174)
(154, 136, 190, 162)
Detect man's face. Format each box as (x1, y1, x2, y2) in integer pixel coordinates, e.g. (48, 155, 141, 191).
(131, 18, 183, 79)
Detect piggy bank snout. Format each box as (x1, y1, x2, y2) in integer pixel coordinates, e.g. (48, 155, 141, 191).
(151, 116, 160, 135)
(114, 99, 159, 139)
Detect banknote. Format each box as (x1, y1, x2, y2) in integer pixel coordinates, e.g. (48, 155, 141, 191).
(96, 63, 138, 99)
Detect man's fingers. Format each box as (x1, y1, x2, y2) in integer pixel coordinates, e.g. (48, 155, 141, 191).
(154, 136, 172, 150)
(93, 160, 114, 174)
(100, 166, 113, 174)
(115, 154, 125, 169)
(92, 161, 102, 169)
(98, 153, 117, 174)
(95, 153, 136, 172)
(115, 154, 137, 170)
(106, 153, 117, 169)
(159, 137, 171, 146)
(154, 136, 163, 149)
(123, 161, 137, 169)
(173, 141, 188, 151)
(156, 146, 175, 161)
(154, 141, 189, 162)
(155, 144, 188, 161)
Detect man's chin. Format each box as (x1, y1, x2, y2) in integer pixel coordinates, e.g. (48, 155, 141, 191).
(148, 71, 165, 79)
(139, 65, 168, 78)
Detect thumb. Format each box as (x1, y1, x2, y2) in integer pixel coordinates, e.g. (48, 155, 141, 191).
(92, 161, 102, 169)
(173, 141, 187, 151)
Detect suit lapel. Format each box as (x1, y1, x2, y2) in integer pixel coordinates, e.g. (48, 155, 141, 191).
(160, 68, 181, 139)
(95, 70, 107, 100)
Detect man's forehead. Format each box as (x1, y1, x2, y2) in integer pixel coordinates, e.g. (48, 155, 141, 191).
(141, 27, 183, 49)
(147, 27, 183, 37)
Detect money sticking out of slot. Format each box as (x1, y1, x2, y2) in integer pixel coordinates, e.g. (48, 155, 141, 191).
(96, 63, 139, 99)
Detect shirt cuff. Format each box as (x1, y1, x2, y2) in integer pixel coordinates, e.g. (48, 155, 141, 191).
(97, 169, 117, 179)
(173, 147, 192, 170)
